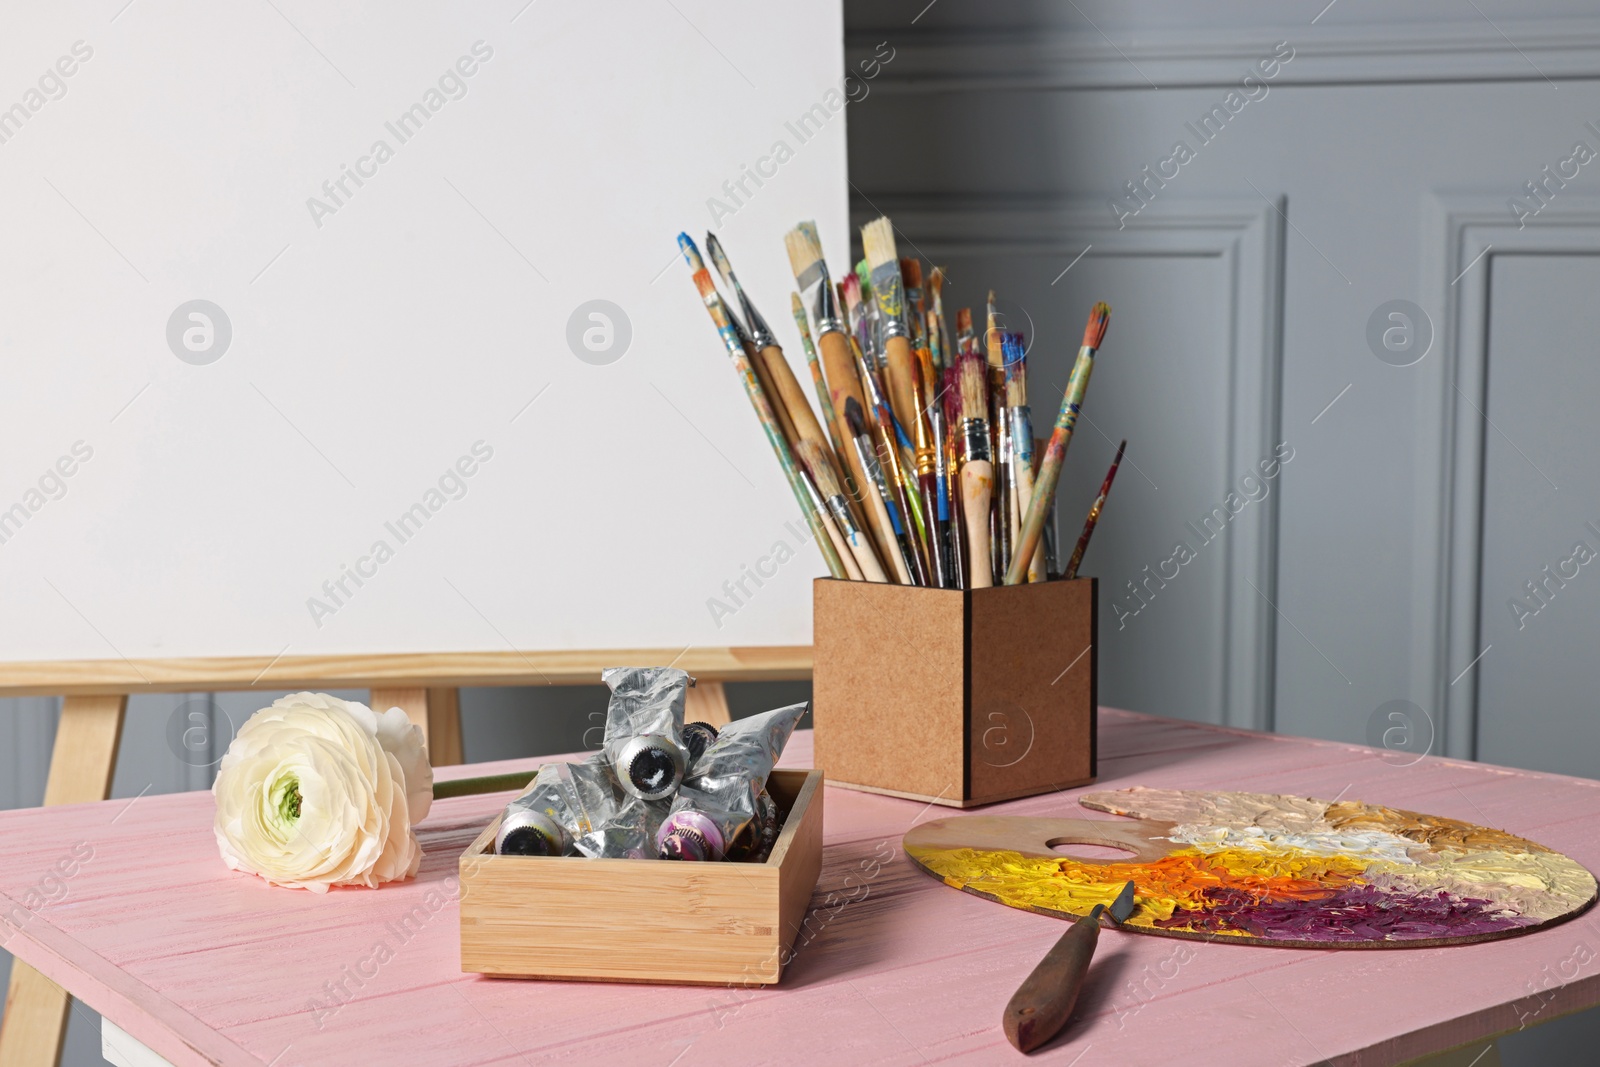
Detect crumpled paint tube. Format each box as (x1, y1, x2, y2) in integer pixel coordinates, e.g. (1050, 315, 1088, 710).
(657, 702, 807, 861)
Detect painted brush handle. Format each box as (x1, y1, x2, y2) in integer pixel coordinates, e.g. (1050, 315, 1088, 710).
(818, 329, 892, 565)
(766, 344, 878, 567)
(1003, 906, 1104, 1054)
(882, 334, 920, 436)
(918, 472, 949, 588)
(1007, 349, 1097, 586)
(792, 311, 854, 498)
(853, 435, 914, 584)
(961, 459, 995, 588)
(761, 345, 838, 471)
(815, 500, 864, 581)
(827, 496, 888, 583)
(748, 342, 799, 449)
(1011, 412, 1045, 583)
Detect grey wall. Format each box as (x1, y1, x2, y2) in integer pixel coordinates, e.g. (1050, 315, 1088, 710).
(842, 1, 1600, 1061)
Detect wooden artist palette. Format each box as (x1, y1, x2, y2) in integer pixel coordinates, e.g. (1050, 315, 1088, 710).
(904, 788, 1599, 948)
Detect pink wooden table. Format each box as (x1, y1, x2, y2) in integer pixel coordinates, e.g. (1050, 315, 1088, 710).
(4, 710, 1599, 1066)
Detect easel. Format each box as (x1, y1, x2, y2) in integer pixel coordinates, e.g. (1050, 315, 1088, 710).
(0, 646, 810, 1067)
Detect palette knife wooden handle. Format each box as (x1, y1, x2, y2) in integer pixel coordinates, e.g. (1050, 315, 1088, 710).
(1003, 905, 1103, 1054)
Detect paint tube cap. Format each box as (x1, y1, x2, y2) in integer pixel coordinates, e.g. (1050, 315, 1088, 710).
(656, 810, 725, 861)
(616, 735, 688, 802)
(682, 721, 720, 765)
(496, 809, 568, 857)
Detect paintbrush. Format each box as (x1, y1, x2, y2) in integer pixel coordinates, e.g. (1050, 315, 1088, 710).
(715, 232, 875, 578)
(1006, 302, 1111, 586)
(929, 267, 951, 372)
(678, 233, 847, 580)
(799, 455, 865, 582)
(911, 335, 949, 588)
(843, 396, 914, 584)
(1004, 333, 1045, 583)
(851, 334, 929, 585)
(942, 364, 967, 589)
(861, 217, 920, 433)
(803, 438, 887, 583)
(785, 223, 891, 572)
(844, 291, 931, 573)
(958, 348, 995, 588)
(901, 257, 925, 346)
(1064, 440, 1126, 581)
(986, 291, 1013, 579)
(1004, 880, 1138, 1054)
(790, 292, 853, 496)
(709, 233, 854, 511)
(854, 257, 882, 372)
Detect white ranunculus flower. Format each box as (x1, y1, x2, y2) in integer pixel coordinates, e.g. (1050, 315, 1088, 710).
(212, 692, 434, 893)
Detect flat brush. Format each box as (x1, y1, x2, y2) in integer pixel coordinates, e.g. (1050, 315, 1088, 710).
(1006, 302, 1111, 586)
(1064, 439, 1126, 581)
(1004, 333, 1044, 583)
(861, 217, 920, 435)
(844, 397, 914, 584)
(785, 223, 887, 570)
(958, 349, 995, 588)
(678, 233, 846, 579)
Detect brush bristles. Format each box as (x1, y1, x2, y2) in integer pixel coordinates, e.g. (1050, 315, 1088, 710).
(843, 396, 869, 438)
(841, 272, 862, 315)
(861, 216, 899, 273)
(900, 257, 923, 292)
(1003, 334, 1026, 406)
(956, 308, 972, 337)
(959, 351, 989, 424)
(678, 232, 705, 273)
(1082, 302, 1112, 349)
(692, 269, 719, 302)
(785, 224, 824, 287)
(706, 232, 733, 285)
(790, 291, 805, 317)
(930, 267, 946, 303)
(942, 366, 963, 424)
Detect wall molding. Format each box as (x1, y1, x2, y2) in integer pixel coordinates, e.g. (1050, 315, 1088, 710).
(1418, 193, 1600, 759)
(847, 17, 1600, 92)
(847, 195, 1285, 730)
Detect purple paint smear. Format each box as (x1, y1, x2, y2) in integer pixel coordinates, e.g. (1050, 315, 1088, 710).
(1155, 883, 1534, 942)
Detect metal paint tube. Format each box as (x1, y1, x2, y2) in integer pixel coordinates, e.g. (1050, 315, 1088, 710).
(657, 702, 808, 861)
(495, 756, 619, 857)
(601, 666, 693, 802)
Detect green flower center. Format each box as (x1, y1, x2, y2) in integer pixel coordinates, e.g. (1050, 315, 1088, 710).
(272, 775, 303, 825)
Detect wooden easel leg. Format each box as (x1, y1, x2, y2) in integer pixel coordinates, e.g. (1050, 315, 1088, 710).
(371, 687, 463, 767)
(0, 694, 127, 1067)
(684, 681, 732, 727)
(424, 687, 462, 766)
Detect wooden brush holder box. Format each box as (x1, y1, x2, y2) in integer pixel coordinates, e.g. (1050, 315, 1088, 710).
(812, 577, 1097, 808)
(458, 769, 823, 986)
